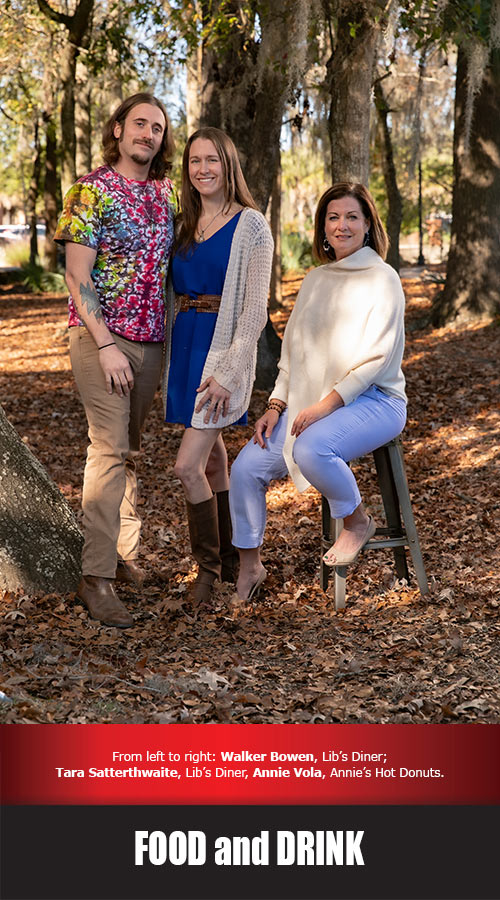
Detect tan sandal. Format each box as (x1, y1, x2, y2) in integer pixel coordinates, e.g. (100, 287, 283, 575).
(323, 516, 376, 567)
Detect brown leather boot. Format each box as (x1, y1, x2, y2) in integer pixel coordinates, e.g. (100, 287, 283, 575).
(116, 559, 146, 589)
(186, 495, 221, 602)
(76, 576, 134, 628)
(215, 490, 238, 583)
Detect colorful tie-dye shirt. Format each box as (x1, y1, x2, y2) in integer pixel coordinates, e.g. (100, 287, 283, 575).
(54, 165, 177, 342)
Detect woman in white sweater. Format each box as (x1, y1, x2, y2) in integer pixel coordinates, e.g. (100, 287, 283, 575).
(163, 127, 273, 603)
(229, 183, 407, 603)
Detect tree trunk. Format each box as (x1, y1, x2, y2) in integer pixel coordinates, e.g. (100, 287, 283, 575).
(42, 98, 59, 273)
(186, 1, 202, 135)
(254, 316, 282, 392)
(198, 0, 309, 388)
(432, 47, 500, 324)
(0, 405, 82, 594)
(269, 156, 282, 310)
(27, 116, 42, 266)
(37, 0, 95, 194)
(199, 0, 308, 213)
(374, 78, 403, 272)
(327, 3, 382, 184)
(75, 79, 92, 177)
(59, 42, 79, 192)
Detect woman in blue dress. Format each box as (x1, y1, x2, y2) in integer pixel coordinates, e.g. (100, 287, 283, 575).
(164, 127, 273, 603)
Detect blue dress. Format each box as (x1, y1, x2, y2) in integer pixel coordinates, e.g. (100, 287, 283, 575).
(166, 212, 248, 427)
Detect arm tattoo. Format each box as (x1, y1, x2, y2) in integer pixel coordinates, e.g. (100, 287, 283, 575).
(79, 280, 103, 322)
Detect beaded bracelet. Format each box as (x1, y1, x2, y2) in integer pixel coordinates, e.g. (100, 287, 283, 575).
(266, 400, 286, 415)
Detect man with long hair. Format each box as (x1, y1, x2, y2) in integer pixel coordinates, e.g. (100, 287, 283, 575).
(55, 93, 177, 627)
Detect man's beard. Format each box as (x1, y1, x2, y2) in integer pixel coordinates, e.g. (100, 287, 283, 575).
(131, 150, 152, 166)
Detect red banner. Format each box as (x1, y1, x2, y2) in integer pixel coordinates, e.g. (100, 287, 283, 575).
(1, 723, 498, 805)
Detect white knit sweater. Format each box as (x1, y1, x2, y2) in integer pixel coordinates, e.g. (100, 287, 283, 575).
(163, 207, 273, 427)
(270, 247, 407, 491)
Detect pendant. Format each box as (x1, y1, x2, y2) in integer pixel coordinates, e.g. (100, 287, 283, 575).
(197, 234, 204, 242)
(151, 223, 156, 234)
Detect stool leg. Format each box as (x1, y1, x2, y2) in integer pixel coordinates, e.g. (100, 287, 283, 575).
(373, 445, 410, 582)
(333, 518, 347, 610)
(387, 442, 430, 597)
(320, 499, 347, 609)
(320, 495, 331, 591)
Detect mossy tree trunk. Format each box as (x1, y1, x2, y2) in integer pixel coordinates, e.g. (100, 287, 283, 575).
(0, 405, 82, 594)
(326, 2, 384, 185)
(198, 0, 310, 388)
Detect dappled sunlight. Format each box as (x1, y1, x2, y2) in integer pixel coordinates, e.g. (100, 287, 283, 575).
(1, 293, 70, 375)
(1, 272, 499, 724)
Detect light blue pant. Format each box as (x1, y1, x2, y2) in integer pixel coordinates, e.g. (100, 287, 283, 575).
(229, 385, 407, 548)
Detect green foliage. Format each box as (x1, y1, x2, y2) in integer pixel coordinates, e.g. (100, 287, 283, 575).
(370, 152, 453, 237)
(3, 241, 29, 268)
(399, 0, 493, 47)
(281, 226, 313, 274)
(280, 139, 327, 244)
(21, 260, 65, 293)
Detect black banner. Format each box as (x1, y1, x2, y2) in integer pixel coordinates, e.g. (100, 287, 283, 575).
(1, 805, 497, 900)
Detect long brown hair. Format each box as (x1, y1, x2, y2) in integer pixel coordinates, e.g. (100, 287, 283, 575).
(313, 183, 389, 262)
(102, 92, 175, 180)
(176, 127, 257, 253)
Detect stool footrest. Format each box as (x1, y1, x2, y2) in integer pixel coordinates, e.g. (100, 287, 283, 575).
(365, 537, 410, 550)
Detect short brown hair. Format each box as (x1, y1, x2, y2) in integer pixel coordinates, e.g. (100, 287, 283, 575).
(313, 183, 389, 262)
(176, 127, 257, 253)
(102, 92, 175, 180)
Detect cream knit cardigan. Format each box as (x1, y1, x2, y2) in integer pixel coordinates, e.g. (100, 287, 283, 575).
(163, 207, 273, 428)
(270, 247, 407, 491)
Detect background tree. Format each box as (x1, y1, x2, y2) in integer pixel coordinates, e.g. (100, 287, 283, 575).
(193, 0, 311, 213)
(400, 0, 500, 322)
(37, 0, 95, 194)
(433, 41, 500, 322)
(374, 75, 403, 270)
(322, 0, 388, 184)
(170, 0, 312, 387)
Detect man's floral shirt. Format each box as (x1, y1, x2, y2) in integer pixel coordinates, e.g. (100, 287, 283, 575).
(55, 165, 177, 341)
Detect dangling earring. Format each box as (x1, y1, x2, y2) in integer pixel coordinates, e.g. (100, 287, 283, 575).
(323, 235, 331, 252)
(363, 230, 370, 247)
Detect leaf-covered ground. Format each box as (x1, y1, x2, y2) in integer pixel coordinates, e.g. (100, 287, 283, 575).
(0, 269, 499, 724)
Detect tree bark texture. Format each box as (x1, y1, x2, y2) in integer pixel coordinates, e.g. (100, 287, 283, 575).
(186, 1, 203, 135)
(37, 0, 94, 194)
(0, 406, 82, 594)
(198, 1, 309, 388)
(433, 47, 500, 324)
(42, 83, 59, 272)
(28, 116, 42, 266)
(75, 79, 92, 178)
(199, 0, 308, 213)
(374, 78, 403, 272)
(269, 157, 283, 310)
(327, 3, 383, 184)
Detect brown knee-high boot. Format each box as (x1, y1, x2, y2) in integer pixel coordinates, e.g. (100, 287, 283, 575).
(215, 490, 238, 583)
(186, 494, 221, 602)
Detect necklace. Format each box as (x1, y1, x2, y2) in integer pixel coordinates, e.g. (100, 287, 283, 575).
(196, 206, 224, 242)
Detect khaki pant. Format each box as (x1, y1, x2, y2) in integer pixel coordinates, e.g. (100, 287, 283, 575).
(69, 327, 163, 577)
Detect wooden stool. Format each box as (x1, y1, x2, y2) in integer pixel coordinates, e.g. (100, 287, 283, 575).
(320, 435, 429, 609)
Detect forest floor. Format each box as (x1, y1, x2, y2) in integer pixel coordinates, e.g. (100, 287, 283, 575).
(0, 268, 499, 724)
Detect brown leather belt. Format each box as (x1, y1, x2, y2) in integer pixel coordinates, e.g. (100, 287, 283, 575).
(177, 293, 221, 313)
